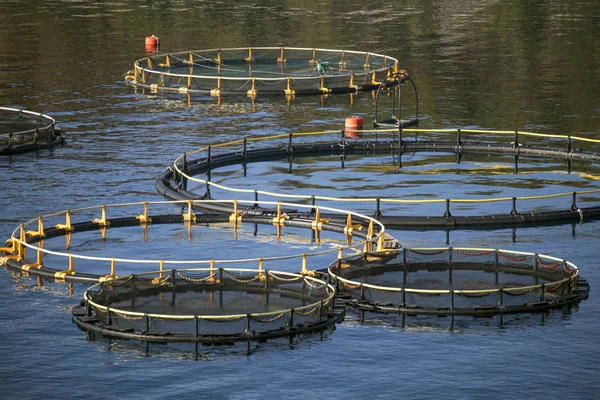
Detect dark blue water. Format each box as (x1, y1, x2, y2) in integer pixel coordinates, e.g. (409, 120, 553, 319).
(1, 1, 600, 399)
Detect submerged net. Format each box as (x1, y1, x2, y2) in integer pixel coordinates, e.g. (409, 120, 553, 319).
(330, 247, 586, 316)
(125, 47, 401, 96)
(74, 268, 342, 343)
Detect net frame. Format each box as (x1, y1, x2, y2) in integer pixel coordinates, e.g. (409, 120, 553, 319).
(73, 267, 342, 343)
(157, 127, 600, 229)
(328, 246, 587, 316)
(125, 47, 400, 96)
(0, 199, 387, 283)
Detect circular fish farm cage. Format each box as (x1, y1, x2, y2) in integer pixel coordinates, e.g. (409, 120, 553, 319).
(156, 127, 600, 229)
(329, 247, 589, 316)
(0, 107, 65, 155)
(0, 200, 389, 284)
(71, 268, 342, 344)
(124, 47, 403, 97)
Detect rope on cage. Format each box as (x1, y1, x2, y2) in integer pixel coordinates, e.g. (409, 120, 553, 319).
(497, 251, 528, 262)
(249, 313, 285, 323)
(455, 249, 494, 257)
(202, 315, 246, 323)
(535, 255, 560, 269)
(407, 248, 445, 256)
(176, 270, 216, 283)
(223, 270, 260, 283)
(267, 271, 303, 282)
(294, 304, 321, 316)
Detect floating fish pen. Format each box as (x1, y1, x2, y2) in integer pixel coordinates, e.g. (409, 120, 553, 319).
(329, 247, 589, 316)
(125, 47, 404, 96)
(0, 200, 388, 283)
(71, 267, 343, 344)
(0, 107, 65, 155)
(156, 127, 600, 229)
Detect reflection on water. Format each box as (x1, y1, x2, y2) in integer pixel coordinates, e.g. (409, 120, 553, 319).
(1, 0, 600, 397)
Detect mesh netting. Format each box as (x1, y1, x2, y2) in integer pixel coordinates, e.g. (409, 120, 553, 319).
(75, 268, 341, 343)
(330, 247, 584, 315)
(125, 47, 400, 96)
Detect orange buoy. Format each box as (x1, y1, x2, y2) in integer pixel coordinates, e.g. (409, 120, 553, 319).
(145, 35, 159, 52)
(344, 116, 363, 138)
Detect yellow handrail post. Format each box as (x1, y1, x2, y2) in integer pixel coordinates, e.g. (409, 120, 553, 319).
(56, 210, 73, 232)
(301, 253, 309, 275)
(184, 200, 196, 223)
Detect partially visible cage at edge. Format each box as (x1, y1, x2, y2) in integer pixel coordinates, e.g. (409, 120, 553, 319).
(0, 107, 65, 154)
(328, 247, 589, 316)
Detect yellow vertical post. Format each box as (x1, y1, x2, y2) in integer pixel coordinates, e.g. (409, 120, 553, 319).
(349, 74, 357, 91)
(339, 51, 347, 68)
(285, 78, 295, 97)
(309, 48, 317, 65)
(147, 58, 152, 69)
(26, 216, 45, 238)
(184, 200, 196, 222)
(338, 247, 343, 261)
(344, 213, 353, 246)
(152, 260, 165, 284)
(312, 206, 321, 243)
(55, 255, 76, 278)
(366, 219, 374, 252)
(57, 210, 73, 232)
(209, 260, 215, 282)
(94, 205, 110, 227)
(100, 258, 117, 282)
(137, 201, 151, 224)
(376, 233, 385, 252)
(245, 47, 254, 62)
(166, 54, 170, 68)
(364, 52, 371, 68)
(247, 77, 257, 97)
(278, 47, 286, 63)
(216, 49, 221, 64)
(276, 202, 282, 239)
(189, 51, 193, 65)
(18, 224, 26, 261)
(301, 254, 308, 275)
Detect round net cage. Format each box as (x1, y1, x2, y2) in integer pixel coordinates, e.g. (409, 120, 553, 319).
(72, 268, 342, 343)
(0, 107, 65, 155)
(329, 247, 589, 316)
(125, 47, 403, 96)
(157, 127, 600, 229)
(0, 199, 389, 284)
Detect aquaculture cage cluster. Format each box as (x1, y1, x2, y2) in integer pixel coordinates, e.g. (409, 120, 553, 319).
(0, 43, 594, 348)
(73, 268, 341, 343)
(0, 107, 65, 155)
(125, 47, 402, 96)
(330, 247, 589, 316)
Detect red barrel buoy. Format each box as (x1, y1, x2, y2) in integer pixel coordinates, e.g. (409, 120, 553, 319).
(145, 35, 159, 53)
(344, 116, 363, 138)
